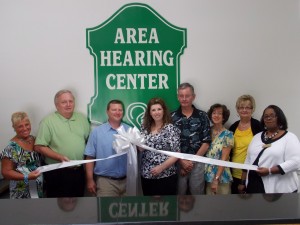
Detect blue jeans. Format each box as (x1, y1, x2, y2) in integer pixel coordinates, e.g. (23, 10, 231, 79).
(178, 162, 205, 195)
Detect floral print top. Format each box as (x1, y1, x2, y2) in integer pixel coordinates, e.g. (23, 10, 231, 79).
(0, 141, 43, 199)
(140, 124, 180, 179)
(205, 129, 234, 183)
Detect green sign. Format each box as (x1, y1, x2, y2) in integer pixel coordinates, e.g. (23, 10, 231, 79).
(86, 3, 187, 127)
(99, 196, 178, 223)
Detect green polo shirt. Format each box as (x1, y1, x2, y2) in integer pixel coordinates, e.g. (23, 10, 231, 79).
(35, 111, 90, 164)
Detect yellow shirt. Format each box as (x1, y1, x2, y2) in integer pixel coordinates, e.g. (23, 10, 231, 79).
(231, 127, 253, 179)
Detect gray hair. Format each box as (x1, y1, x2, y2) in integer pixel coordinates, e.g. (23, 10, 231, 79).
(178, 82, 195, 95)
(54, 89, 75, 105)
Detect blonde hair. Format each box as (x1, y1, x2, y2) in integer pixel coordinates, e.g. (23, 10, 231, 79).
(235, 94, 256, 112)
(11, 112, 29, 127)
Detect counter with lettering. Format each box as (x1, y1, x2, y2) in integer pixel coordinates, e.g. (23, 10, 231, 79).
(1, 194, 300, 225)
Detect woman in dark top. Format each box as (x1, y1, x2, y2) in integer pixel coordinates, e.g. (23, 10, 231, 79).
(229, 95, 262, 194)
(139, 98, 180, 196)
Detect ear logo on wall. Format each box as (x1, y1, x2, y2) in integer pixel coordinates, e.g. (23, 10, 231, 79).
(86, 3, 187, 127)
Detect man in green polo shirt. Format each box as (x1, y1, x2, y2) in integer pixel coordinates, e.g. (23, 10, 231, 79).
(35, 89, 90, 197)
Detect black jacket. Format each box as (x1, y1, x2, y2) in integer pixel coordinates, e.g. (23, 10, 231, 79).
(229, 117, 263, 135)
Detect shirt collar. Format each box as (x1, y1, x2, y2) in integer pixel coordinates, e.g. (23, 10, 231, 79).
(103, 121, 123, 132)
(177, 105, 197, 117)
(55, 111, 76, 121)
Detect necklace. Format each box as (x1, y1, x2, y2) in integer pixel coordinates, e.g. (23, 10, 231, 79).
(17, 135, 34, 144)
(151, 124, 163, 134)
(212, 127, 223, 139)
(263, 130, 279, 142)
(239, 121, 250, 129)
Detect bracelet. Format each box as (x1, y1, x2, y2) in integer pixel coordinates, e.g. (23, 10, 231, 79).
(240, 180, 246, 185)
(24, 174, 29, 185)
(269, 168, 272, 175)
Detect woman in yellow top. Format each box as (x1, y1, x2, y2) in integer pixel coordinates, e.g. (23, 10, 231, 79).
(229, 95, 262, 194)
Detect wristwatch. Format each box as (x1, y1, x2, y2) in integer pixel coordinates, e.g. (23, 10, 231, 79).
(214, 175, 220, 181)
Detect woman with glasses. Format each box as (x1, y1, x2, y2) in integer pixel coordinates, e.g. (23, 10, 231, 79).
(229, 95, 263, 194)
(238, 105, 300, 193)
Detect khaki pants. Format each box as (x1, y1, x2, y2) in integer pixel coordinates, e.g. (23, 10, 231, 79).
(96, 176, 126, 197)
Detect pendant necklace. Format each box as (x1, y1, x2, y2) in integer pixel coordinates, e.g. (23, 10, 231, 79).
(17, 135, 34, 145)
(263, 130, 279, 142)
(239, 121, 250, 130)
(212, 127, 223, 139)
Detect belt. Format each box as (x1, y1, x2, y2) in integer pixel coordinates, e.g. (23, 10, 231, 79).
(63, 165, 83, 170)
(45, 164, 83, 171)
(99, 175, 126, 180)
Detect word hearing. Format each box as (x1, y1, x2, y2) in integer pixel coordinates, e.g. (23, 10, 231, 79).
(100, 28, 174, 90)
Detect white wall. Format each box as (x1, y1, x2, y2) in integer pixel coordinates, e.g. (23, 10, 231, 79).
(0, 0, 300, 153)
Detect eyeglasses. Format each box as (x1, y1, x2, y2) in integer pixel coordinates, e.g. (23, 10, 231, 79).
(238, 107, 253, 111)
(263, 114, 277, 120)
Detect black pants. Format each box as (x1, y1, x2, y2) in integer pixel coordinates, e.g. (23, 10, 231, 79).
(231, 177, 242, 194)
(141, 174, 178, 196)
(246, 170, 265, 193)
(44, 166, 85, 198)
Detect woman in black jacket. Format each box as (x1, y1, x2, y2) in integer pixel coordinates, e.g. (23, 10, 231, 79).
(229, 95, 262, 194)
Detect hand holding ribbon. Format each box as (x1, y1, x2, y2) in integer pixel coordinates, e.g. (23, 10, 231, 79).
(114, 127, 257, 171)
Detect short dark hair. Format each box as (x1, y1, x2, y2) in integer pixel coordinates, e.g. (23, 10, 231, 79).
(260, 105, 288, 130)
(207, 103, 230, 125)
(106, 99, 124, 111)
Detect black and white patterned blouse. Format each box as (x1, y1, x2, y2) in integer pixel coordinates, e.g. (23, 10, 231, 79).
(140, 123, 180, 179)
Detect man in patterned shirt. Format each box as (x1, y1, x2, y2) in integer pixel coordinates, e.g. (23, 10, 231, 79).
(171, 82, 211, 195)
